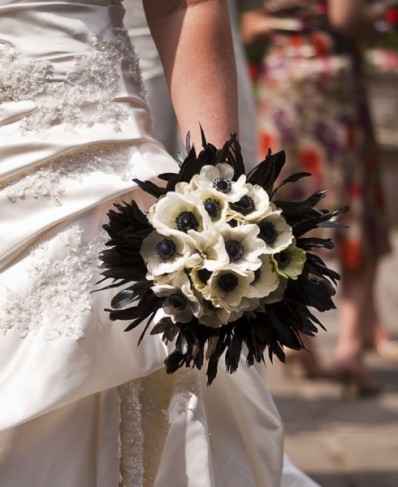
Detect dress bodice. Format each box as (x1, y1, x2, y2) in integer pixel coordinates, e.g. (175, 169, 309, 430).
(0, 0, 174, 271)
(0, 0, 151, 178)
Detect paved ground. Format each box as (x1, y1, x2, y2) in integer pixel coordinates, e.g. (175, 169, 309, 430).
(264, 156, 398, 486)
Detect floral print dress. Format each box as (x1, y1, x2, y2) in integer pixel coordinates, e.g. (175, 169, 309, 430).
(255, 0, 390, 268)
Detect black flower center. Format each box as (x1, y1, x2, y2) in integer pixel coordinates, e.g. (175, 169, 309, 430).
(204, 299, 217, 311)
(168, 293, 187, 310)
(213, 177, 232, 194)
(198, 268, 212, 283)
(204, 198, 221, 219)
(225, 239, 244, 262)
(176, 211, 199, 232)
(156, 238, 176, 260)
(259, 221, 278, 244)
(217, 273, 238, 292)
(231, 195, 255, 215)
(275, 250, 291, 269)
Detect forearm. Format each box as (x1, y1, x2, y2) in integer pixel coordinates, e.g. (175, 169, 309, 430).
(241, 11, 270, 47)
(143, 0, 238, 149)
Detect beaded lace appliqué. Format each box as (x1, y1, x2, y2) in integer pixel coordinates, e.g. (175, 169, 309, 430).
(119, 380, 144, 487)
(174, 367, 202, 415)
(3, 144, 134, 206)
(0, 28, 144, 133)
(0, 225, 106, 340)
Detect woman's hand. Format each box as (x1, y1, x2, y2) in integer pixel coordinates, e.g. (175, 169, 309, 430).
(143, 0, 238, 149)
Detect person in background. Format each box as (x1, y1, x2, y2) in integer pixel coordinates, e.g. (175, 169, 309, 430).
(242, 0, 398, 395)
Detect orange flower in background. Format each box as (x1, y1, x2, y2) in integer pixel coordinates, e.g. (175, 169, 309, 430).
(310, 32, 331, 57)
(248, 62, 261, 83)
(385, 7, 398, 26)
(298, 147, 321, 174)
(339, 238, 361, 269)
(260, 132, 275, 156)
(291, 35, 303, 49)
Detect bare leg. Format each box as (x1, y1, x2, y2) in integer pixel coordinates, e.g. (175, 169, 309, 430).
(285, 335, 327, 379)
(333, 263, 380, 394)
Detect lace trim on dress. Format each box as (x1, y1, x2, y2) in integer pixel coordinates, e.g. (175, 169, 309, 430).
(174, 367, 202, 416)
(0, 225, 106, 340)
(119, 380, 144, 487)
(0, 28, 144, 133)
(3, 144, 134, 206)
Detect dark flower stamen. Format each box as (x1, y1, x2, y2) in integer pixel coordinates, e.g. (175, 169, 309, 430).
(176, 211, 199, 232)
(230, 195, 255, 215)
(204, 299, 217, 311)
(225, 239, 244, 262)
(168, 293, 187, 310)
(156, 238, 176, 260)
(259, 221, 278, 244)
(275, 250, 291, 269)
(213, 177, 232, 194)
(198, 268, 212, 283)
(217, 273, 238, 292)
(204, 198, 221, 219)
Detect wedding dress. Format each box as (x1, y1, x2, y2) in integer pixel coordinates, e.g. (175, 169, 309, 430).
(0, 1, 318, 486)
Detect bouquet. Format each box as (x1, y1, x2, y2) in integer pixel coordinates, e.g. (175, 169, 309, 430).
(98, 131, 347, 384)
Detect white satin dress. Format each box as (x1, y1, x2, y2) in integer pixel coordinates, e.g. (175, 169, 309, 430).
(0, 1, 318, 486)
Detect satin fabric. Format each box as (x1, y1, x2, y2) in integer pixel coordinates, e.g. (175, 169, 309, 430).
(0, 1, 314, 485)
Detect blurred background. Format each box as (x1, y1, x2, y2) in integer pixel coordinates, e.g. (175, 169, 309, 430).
(242, 2, 398, 486)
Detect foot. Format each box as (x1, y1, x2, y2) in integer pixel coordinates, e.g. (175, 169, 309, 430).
(332, 356, 381, 396)
(285, 349, 328, 380)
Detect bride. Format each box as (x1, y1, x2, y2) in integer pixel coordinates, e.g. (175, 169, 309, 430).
(0, 1, 317, 485)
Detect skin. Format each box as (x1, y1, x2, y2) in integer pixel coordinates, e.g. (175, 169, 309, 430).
(143, 0, 238, 149)
(241, 0, 397, 45)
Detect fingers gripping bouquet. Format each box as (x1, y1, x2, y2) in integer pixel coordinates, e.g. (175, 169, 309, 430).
(98, 131, 347, 384)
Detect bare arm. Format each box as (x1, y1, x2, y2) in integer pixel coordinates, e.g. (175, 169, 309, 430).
(143, 0, 238, 149)
(241, 10, 270, 47)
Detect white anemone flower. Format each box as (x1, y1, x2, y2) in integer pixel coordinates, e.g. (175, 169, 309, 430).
(228, 184, 272, 223)
(262, 277, 288, 305)
(190, 163, 247, 202)
(196, 294, 231, 328)
(152, 273, 200, 323)
(219, 223, 266, 271)
(271, 242, 306, 280)
(141, 231, 191, 276)
(205, 267, 256, 312)
(148, 192, 212, 235)
(191, 187, 229, 224)
(186, 229, 229, 271)
(191, 266, 213, 296)
(174, 181, 192, 194)
(257, 210, 294, 254)
(250, 255, 280, 299)
(230, 296, 260, 322)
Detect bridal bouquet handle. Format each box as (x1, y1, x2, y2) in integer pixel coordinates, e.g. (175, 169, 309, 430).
(97, 130, 347, 385)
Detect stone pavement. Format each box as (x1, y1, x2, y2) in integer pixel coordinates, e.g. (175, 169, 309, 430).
(264, 187, 398, 485)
